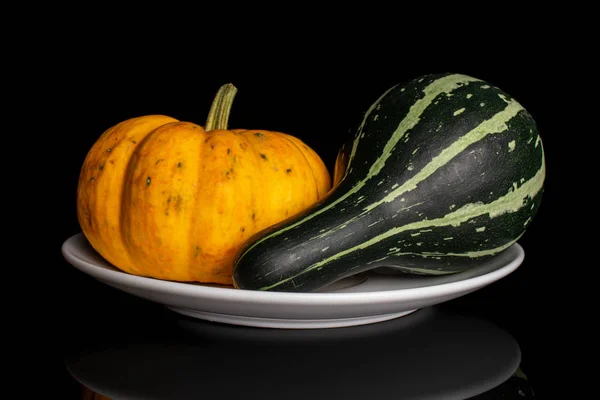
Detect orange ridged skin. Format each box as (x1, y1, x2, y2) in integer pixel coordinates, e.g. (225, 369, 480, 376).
(77, 116, 331, 285)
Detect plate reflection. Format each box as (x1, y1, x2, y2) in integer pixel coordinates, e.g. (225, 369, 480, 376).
(65, 306, 523, 400)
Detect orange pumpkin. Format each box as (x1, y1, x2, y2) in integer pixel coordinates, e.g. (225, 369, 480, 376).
(76, 84, 331, 285)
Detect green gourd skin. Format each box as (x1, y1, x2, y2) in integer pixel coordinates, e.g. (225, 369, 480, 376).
(232, 72, 546, 293)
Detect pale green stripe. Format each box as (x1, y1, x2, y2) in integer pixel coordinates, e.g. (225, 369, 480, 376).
(378, 266, 455, 275)
(259, 157, 544, 290)
(238, 74, 481, 257)
(387, 238, 519, 258)
(362, 99, 525, 212)
(346, 84, 399, 172)
(310, 97, 524, 241)
(360, 74, 481, 180)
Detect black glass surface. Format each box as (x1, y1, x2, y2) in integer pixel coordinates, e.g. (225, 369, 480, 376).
(61, 289, 535, 399)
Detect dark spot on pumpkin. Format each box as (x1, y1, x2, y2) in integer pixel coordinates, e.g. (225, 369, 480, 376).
(131, 140, 137, 144)
(172, 195, 183, 211)
(241, 227, 245, 232)
(156, 159, 164, 165)
(252, 212, 256, 220)
(227, 148, 231, 154)
(109, 160, 114, 164)
(146, 177, 151, 186)
(255, 132, 264, 138)
(177, 162, 182, 168)
(260, 153, 267, 160)
(211, 144, 215, 149)
(286, 168, 292, 173)
(98, 163, 105, 171)
(194, 245, 202, 258)
(90, 176, 95, 181)
(106, 148, 112, 152)
(205, 138, 210, 143)
(240, 143, 247, 150)
(165, 194, 183, 215)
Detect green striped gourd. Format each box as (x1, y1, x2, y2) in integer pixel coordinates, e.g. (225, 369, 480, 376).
(232, 72, 546, 292)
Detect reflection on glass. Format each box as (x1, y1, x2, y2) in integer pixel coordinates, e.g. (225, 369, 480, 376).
(65, 306, 533, 399)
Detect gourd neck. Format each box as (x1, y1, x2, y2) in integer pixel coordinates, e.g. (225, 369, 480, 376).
(205, 83, 238, 131)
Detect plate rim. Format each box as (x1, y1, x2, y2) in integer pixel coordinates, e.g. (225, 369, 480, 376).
(62, 232, 524, 306)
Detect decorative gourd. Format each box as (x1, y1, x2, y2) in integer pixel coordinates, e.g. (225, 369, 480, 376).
(233, 73, 546, 292)
(76, 84, 331, 285)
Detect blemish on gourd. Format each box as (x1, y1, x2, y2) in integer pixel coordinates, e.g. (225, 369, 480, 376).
(194, 245, 202, 258)
(286, 168, 292, 173)
(498, 93, 511, 104)
(240, 143, 247, 150)
(106, 147, 112, 152)
(227, 148, 231, 154)
(146, 177, 151, 186)
(260, 153, 268, 160)
(508, 140, 516, 152)
(98, 163, 105, 171)
(156, 159, 164, 165)
(177, 162, 183, 168)
(255, 132, 264, 138)
(241, 227, 246, 232)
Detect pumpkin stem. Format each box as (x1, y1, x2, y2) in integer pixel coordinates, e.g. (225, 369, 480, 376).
(205, 83, 238, 131)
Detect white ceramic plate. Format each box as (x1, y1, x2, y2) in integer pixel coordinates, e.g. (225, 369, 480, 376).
(62, 233, 524, 329)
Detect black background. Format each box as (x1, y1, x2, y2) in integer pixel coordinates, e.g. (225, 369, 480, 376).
(21, 23, 587, 398)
